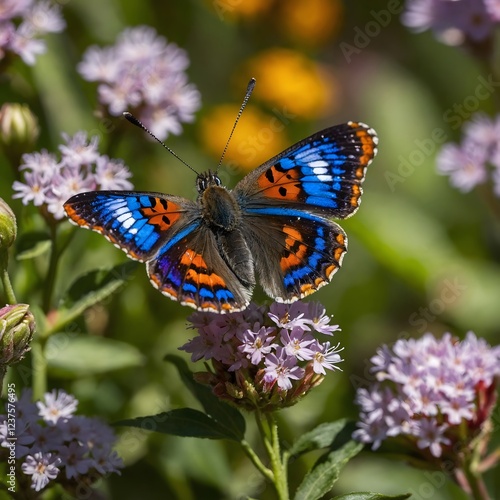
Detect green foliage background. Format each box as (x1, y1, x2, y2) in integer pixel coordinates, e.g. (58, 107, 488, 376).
(1, 0, 499, 498)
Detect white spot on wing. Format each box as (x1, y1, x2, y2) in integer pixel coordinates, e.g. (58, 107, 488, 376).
(309, 160, 328, 169)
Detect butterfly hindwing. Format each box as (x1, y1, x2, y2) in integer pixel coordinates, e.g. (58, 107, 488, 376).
(64, 191, 197, 261)
(147, 226, 253, 312)
(240, 212, 347, 302)
(234, 121, 378, 219)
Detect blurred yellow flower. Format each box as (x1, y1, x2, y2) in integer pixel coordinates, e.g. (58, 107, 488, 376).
(280, 0, 343, 46)
(245, 49, 337, 119)
(199, 104, 289, 173)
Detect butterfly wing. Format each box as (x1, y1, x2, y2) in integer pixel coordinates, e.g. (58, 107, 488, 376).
(64, 191, 199, 261)
(64, 191, 252, 313)
(234, 121, 378, 218)
(233, 121, 378, 302)
(147, 226, 253, 313)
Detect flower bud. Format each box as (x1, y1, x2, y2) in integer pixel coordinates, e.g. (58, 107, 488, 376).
(0, 304, 36, 366)
(0, 198, 17, 250)
(0, 103, 39, 152)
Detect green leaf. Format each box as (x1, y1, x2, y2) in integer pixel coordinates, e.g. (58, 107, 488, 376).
(290, 419, 355, 457)
(16, 231, 51, 260)
(294, 440, 363, 500)
(333, 493, 411, 500)
(117, 408, 241, 441)
(50, 262, 138, 333)
(165, 354, 246, 441)
(46, 334, 144, 376)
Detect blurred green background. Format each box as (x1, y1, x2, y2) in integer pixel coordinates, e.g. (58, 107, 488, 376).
(1, 0, 499, 498)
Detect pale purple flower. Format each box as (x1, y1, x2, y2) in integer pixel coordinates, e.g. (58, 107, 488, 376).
(78, 25, 200, 141)
(238, 326, 277, 365)
(55, 441, 92, 479)
(28, 422, 64, 453)
(21, 452, 61, 491)
(59, 131, 100, 166)
(305, 301, 340, 335)
(12, 171, 48, 206)
(436, 142, 487, 192)
(280, 327, 316, 361)
(91, 447, 124, 475)
(311, 341, 343, 375)
(268, 302, 311, 331)
(12, 131, 134, 219)
(414, 419, 451, 458)
(9, 25, 46, 64)
(437, 112, 500, 197)
(2, 388, 123, 491)
(354, 332, 500, 459)
(185, 300, 342, 408)
(263, 347, 305, 390)
(485, 0, 500, 20)
(24, 1, 66, 33)
(463, 113, 499, 152)
(0, 0, 65, 66)
(402, 0, 495, 45)
(37, 389, 78, 424)
(94, 156, 133, 190)
(0, 0, 31, 21)
(180, 325, 223, 362)
(19, 150, 59, 179)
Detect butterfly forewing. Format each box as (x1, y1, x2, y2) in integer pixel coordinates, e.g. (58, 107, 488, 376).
(234, 121, 378, 219)
(64, 191, 198, 262)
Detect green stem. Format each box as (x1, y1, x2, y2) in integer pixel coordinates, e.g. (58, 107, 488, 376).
(42, 223, 59, 313)
(459, 466, 490, 500)
(254, 411, 289, 500)
(240, 439, 274, 482)
(0, 249, 17, 304)
(31, 339, 47, 400)
(267, 413, 289, 500)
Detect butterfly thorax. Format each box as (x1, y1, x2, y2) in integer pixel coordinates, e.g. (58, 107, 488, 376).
(197, 170, 241, 231)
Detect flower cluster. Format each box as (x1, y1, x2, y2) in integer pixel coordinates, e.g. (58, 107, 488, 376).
(181, 301, 343, 411)
(353, 332, 500, 462)
(0, 0, 65, 66)
(402, 0, 498, 46)
(0, 389, 123, 493)
(12, 131, 133, 220)
(436, 113, 500, 195)
(77, 25, 201, 141)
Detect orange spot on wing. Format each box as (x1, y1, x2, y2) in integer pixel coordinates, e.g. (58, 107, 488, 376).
(280, 225, 308, 270)
(141, 199, 182, 231)
(353, 127, 376, 167)
(257, 165, 302, 200)
(350, 185, 361, 207)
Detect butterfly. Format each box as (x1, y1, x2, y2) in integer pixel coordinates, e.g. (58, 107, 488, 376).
(64, 121, 378, 314)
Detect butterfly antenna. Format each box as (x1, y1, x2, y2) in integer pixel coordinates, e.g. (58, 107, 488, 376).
(123, 112, 199, 175)
(216, 77, 256, 172)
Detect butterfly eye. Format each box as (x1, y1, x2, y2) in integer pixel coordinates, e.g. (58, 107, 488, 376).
(196, 176, 207, 192)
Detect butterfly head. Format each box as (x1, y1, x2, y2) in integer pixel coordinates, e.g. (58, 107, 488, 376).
(196, 170, 222, 193)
